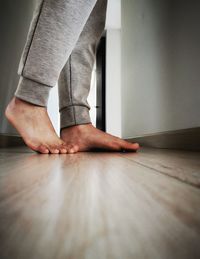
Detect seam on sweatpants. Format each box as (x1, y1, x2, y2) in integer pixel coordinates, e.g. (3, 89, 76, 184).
(22, 0, 45, 77)
(69, 55, 77, 125)
(59, 104, 90, 113)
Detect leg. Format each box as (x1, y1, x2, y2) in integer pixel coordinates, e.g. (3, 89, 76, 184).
(59, 0, 139, 152)
(58, 0, 106, 129)
(5, 0, 97, 153)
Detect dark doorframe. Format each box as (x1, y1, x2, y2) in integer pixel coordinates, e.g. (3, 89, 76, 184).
(96, 36, 106, 132)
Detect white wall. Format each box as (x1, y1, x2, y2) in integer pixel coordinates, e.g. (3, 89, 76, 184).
(105, 0, 122, 137)
(47, 84, 60, 134)
(0, 0, 36, 134)
(106, 0, 121, 30)
(121, 0, 200, 139)
(106, 30, 122, 137)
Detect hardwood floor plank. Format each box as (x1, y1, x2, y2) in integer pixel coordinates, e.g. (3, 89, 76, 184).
(0, 148, 200, 259)
(118, 147, 200, 187)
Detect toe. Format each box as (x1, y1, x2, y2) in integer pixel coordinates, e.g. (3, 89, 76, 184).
(38, 145, 49, 154)
(60, 148, 67, 154)
(120, 140, 140, 151)
(59, 144, 68, 154)
(48, 146, 60, 154)
(68, 144, 79, 154)
(72, 145, 79, 153)
(68, 147, 75, 154)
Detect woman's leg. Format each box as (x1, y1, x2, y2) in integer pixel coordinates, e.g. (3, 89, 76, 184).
(59, 0, 139, 152)
(5, 0, 97, 154)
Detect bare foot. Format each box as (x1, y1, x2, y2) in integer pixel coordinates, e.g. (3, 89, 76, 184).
(61, 124, 140, 152)
(5, 97, 78, 154)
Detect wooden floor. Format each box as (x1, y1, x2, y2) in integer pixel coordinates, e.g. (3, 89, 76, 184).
(0, 147, 200, 259)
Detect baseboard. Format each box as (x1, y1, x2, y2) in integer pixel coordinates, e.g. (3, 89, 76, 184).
(1, 127, 200, 150)
(127, 127, 200, 151)
(0, 133, 25, 148)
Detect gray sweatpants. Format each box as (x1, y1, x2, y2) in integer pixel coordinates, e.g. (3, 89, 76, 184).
(15, 0, 107, 129)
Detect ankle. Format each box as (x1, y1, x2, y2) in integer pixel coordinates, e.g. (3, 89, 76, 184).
(61, 123, 92, 132)
(13, 96, 23, 105)
(8, 97, 30, 109)
(13, 97, 47, 111)
(13, 97, 34, 107)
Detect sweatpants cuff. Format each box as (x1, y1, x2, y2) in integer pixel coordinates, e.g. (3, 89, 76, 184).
(60, 106, 91, 129)
(15, 76, 51, 107)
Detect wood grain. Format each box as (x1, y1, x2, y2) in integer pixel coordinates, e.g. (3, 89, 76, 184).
(118, 147, 200, 187)
(0, 147, 200, 259)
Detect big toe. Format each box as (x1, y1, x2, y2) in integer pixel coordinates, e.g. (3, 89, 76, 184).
(119, 140, 140, 152)
(67, 144, 79, 154)
(38, 145, 50, 154)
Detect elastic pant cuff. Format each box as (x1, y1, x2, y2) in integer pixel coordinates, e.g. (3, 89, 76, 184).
(15, 76, 51, 107)
(60, 106, 91, 129)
